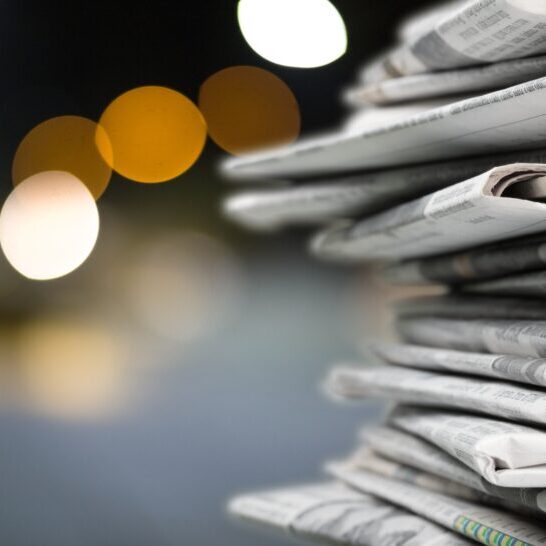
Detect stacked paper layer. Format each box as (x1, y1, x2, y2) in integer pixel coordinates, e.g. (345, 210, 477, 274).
(224, 1, 546, 544)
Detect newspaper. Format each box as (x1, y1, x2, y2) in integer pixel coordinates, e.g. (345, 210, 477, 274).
(398, 316, 546, 357)
(360, 0, 546, 82)
(466, 269, 546, 296)
(343, 99, 464, 133)
(389, 406, 546, 488)
(327, 463, 546, 545)
(350, 447, 491, 504)
(327, 364, 546, 426)
(229, 481, 473, 546)
(392, 294, 546, 320)
(360, 425, 546, 514)
(347, 55, 546, 105)
(375, 342, 546, 388)
(223, 77, 546, 179)
(311, 164, 546, 262)
(395, 0, 462, 43)
(225, 150, 546, 230)
(384, 232, 546, 285)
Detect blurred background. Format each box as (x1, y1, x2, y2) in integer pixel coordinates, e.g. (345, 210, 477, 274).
(0, 1, 436, 544)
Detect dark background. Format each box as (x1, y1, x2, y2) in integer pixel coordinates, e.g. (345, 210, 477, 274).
(0, 1, 435, 544)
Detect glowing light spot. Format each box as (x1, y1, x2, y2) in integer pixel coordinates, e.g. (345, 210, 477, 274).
(0, 171, 99, 280)
(237, 0, 347, 68)
(17, 317, 126, 421)
(199, 66, 300, 155)
(12, 115, 113, 199)
(97, 86, 207, 183)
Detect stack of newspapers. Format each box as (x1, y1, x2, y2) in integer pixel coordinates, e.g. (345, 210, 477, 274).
(224, 1, 546, 545)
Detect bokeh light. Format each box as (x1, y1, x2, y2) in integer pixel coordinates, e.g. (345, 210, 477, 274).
(0, 171, 100, 280)
(12, 115, 113, 199)
(237, 0, 347, 68)
(16, 317, 127, 420)
(124, 232, 243, 345)
(199, 66, 300, 155)
(97, 86, 207, 183)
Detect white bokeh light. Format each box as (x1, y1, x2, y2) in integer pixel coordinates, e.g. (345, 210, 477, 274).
(0, 171, 100, 280)
(237, 0, 347, 68)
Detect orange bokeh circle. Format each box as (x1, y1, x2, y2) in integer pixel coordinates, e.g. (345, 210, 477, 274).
(199, 66, 300, 155)
(97, 86, 207, 183)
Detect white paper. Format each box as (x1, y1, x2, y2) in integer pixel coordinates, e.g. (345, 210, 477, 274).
(389, 406, 546, 488)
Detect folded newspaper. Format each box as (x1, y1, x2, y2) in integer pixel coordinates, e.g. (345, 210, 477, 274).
(360, 0, 546, 82)
(387, 406, 546, 489)
(225, 149, 546, 230)
(327, 364, 546, 427)
(391, 294, 546, 320)
(223, 78, 546, 179)
(466, 269, 546, 297)
(229, 481, 473, 545)
(385, 232, 546, 285)
(327, 464, 546, 545)
(346, 55, 546, 105)
(374, 342, 546, 388)
(359, 426, 546, 514)
(311, 164, 546, 261)
(398, 316, 546, 357)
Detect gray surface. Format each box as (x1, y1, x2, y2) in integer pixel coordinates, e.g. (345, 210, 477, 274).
(0, 253, 382, 545)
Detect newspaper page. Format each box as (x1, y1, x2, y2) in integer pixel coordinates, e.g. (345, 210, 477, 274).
(229, 481, 472, 546)
(343, 99, 463, 134)
(395, 0, 462, 43)
(392, 294, 546, 320)
(311, 164, 546, 262)
(347, 55, 546, 105)
(225, 150, 546, 230)
(349, 447, 490, 504)
(375, 342, 546, 388)
(389, 406, 546, 488)
(397, 316, 546, 357)
(360, 0, 546, 82)
(360, 425, 546, 514)
(467, 269, 546, 297)
(327, 364, 546, 426)
(223, 77, 546, 179)
(327, 463, 546, 545)
(385, 232, 546, 285)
